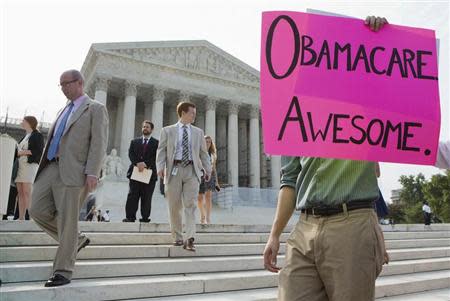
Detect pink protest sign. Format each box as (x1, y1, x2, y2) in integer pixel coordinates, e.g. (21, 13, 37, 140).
(260, 11, 440, 165)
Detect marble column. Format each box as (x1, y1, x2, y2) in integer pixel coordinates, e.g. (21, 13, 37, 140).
(114, 98, 124, 151)
(94, 76, 109, 105)
(249, 106, 261, 188)
(271, 156, 281, 189)
(216, 116, 228, 183)
(151, 86, 165, 139)
(205, 97, 217, 141)
(120, 81, 138, 165)
(227, 102, 239, 187)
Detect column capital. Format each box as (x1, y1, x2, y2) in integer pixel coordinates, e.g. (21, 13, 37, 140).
(205, 96, 219, 111)
(124, 81, 139, 97)
(250, 105, 260, 119)
(94, 75, 110, 91)
(228, 102, 240, 115)
(179, 91, 192, 102)
(153, 85, 166, 102)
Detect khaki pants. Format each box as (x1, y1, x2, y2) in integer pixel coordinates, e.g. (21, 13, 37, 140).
(29, 163, 87, 280)
(279, 208, 385, 301)
(165, 164, 199, 241)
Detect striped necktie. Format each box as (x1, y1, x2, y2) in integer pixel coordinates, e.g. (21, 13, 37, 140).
(182, 125, 190, 166)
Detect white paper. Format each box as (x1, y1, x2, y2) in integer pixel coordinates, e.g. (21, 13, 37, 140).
(130, 166, 152, 184)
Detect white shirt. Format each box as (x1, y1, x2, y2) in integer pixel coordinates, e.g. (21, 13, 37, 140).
(141, 135, 151, 144)
(435, 141, 450, 169)
(175, 121, 192, 160)
(422, 204, 431, 214)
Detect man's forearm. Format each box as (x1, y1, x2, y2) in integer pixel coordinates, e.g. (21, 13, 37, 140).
(270, 187, 296, 238)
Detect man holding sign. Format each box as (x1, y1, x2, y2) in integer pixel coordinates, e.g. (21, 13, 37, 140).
(263, 16, 396, 301)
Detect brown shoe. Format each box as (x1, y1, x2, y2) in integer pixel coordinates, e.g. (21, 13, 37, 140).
(173, 240, 184, 246)
(183, 237, 196, 252)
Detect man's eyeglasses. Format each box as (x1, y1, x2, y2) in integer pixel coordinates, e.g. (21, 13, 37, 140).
(59, 79, 79, 87)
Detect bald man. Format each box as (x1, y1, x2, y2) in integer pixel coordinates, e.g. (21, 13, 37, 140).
(30, 70, 109, 287)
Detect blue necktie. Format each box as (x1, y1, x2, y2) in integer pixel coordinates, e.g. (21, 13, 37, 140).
(47, 103, 75, 160)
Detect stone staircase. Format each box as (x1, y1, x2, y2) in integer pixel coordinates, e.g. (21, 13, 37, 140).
(1, 221, 449, 301)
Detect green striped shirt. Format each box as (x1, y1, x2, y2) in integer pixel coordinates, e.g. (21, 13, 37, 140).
(280, 157, 379, 209)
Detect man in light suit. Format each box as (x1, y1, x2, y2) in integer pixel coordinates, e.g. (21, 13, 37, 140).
(29, 70, 108, 287)
(156, 101, 211, 251)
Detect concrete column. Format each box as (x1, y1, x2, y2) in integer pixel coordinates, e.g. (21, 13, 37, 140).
(227, 102, 239, 187)
(120, 81, 138, 165)
(205, 97, 217, 142)
(249, 106, 261, 188)
(94, 76, 109, 105)
(271, 156, 281, 189)
(151, 86, 165, 139)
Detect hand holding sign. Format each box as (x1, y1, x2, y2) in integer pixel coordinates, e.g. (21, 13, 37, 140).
(261, 11, 440, 165)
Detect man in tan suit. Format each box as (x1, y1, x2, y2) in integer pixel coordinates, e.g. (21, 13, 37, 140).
(29, 70, 108, 287)
(156, 101, 211, 251)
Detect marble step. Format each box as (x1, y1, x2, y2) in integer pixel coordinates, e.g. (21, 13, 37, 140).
(2, 232, 450, 250)
(2, 254, 449, 283)
(0, 243, 284, 262)
(0, 232, 291, 246)
(1, 270, 449, 301)
(3, 241, 449, 263)
(134, 287, 450, 301)
(1, 221, 449, 233)
(0, 221, 292, 234)
(377, 288, 450, 300)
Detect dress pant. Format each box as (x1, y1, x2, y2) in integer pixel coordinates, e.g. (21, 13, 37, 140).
(125, 179, 156, 221)
(278, 208, 385, 301)
(165, 164, 199, 241)
(29, 162, 87, 280)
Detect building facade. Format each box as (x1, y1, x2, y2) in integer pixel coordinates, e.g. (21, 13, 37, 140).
(81, 40, 281, 189)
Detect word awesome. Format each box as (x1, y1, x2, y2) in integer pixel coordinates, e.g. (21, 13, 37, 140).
(278, 96, 430, 155)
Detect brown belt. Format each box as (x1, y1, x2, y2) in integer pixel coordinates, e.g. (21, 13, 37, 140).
(300, 200, 375, 217)
(173, 160, 193, 165)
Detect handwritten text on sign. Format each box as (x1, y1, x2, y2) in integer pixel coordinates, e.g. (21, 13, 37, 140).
(260, 11, 440, 165)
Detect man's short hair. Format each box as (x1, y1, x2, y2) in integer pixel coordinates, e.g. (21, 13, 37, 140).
(64, 69, 84, 84)
(177, 101, 196, 118)
(143, 120, 154, 130)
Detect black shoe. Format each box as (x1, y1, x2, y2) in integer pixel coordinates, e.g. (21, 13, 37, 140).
(183, 237, 196, 252)
(122, 218, 135, 222)
(173, 240, 184, 246)
(77, 237, 90, 253)
(45, 274, 71, 287)
(139, 218, 151, 223)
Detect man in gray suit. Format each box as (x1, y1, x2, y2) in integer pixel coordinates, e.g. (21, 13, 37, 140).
(156, 101, 211, 251)
(29, 70, 108, 287)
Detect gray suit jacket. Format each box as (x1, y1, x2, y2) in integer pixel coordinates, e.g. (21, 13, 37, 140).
(156, 123, 211, 184)
(36, 95, 109, 187)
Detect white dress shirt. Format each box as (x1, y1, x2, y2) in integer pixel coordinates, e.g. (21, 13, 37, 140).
(175, 121, 192, 161)
(422, 204, 431, 214)
(435, 141, 450, 169)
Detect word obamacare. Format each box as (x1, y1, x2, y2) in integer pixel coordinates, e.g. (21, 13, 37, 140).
(278, 97, 429, 155)
(265, 15, 438, 80)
